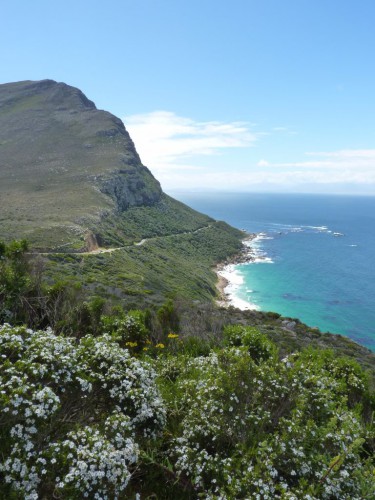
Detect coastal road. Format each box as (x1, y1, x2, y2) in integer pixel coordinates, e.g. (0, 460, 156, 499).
(29, 224, 214, 256)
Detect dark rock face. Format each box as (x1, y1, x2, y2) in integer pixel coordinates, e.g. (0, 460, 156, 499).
(100, 166, 161, 211)
(0, 80, 162, 244)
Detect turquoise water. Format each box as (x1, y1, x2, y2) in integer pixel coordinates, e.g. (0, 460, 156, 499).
(170, 192, 375, 351)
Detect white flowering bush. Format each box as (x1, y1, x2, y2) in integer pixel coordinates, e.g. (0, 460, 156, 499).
(157, 336, 375, 499)
(1, 321, 374, 499)
(0, 323, 165, 499)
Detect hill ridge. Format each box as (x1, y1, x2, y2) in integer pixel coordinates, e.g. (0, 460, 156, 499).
(0, 79, 162, 248)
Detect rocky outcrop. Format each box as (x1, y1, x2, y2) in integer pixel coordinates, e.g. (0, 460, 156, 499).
(84, 232, 101, 252)
(100, 166, 161, 211)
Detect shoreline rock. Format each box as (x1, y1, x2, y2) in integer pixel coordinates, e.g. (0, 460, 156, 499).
(218, 233, 257, 268)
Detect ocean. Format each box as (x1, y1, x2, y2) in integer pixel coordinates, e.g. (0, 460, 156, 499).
(170, 192, 375, 351)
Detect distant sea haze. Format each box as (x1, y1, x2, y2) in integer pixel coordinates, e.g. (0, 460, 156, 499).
(171, 192, 375, 351)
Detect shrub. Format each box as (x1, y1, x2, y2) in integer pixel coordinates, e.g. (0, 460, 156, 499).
(158, 345, 374, 499)
(0, 239, 31, 324)
(0, 323, 165, 499)
(100, 310, 150, 353)
(1, 322, 374, 499)
(223, 324, 277, 362)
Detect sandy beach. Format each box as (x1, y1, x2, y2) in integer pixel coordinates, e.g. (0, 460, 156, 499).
(216, 233, 260, 310)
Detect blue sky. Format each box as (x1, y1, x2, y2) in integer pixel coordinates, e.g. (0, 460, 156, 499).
(2, 0, 375, 194)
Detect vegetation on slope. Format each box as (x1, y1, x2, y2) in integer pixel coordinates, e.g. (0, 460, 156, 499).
(1, 239, 375, 499)
(42, 198, 244, 305)
(96, 194, 216, 245)
(0, 320, 374, 499)
(0, 80, 245, 306)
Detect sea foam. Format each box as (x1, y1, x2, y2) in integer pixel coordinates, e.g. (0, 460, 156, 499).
(218, 265, 259, 310)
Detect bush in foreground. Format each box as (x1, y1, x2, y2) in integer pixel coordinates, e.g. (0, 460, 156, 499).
(0, 323, 165, 499)
(0, 323, 374, 499)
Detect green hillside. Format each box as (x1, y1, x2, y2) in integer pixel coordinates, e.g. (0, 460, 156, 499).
(0, 80, 243, 302)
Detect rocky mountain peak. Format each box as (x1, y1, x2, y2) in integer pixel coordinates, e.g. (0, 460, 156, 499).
(0, 79, 162, 247)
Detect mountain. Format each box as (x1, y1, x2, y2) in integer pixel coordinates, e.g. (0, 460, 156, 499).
(0, 80, 243, 302)
(0, 79, 164, 248)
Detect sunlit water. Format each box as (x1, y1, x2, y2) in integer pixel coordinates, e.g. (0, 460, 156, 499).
(170, 192, 375, 351)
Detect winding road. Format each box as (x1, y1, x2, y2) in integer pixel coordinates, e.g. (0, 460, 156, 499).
(29, 224, 214, 256)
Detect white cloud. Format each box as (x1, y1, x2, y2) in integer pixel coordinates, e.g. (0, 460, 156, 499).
(122, 110, 375, 194)
(237, 150, 375, 192)
(159, 166, 375, 193)
(257, 159, 269, 167)
(160, 148, 375, 193)
(123, 111, 258, 173)
(262, 149, 375, 179)
(272, 126, 297, 135)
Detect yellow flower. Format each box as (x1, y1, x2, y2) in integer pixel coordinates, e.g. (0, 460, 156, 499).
(125, 341, 138, 347)
(167, 333, 179, 339)
(143, 347, 149, 351)
(155, 343, 165, 349)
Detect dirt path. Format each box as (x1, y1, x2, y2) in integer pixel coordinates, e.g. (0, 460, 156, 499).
(30, 224, 213, 256)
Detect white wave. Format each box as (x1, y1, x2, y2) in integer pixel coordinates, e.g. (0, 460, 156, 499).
(266, 223, 332, 235)
(230, 295, 259, 311)
(262, 222, 333, 236)
(245, 238, 260, 248)
(251, 232, 269, 241)
(348, 244, 358, 247)
(268, 222, 294, 228)
(243, 239, 255, 247)
(218, 266, 244, 286)
(306, 225, 331, 233)
(243, 234, 275, 264)
(252, 256, 274, 264)
(218, 265, 259, 310)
